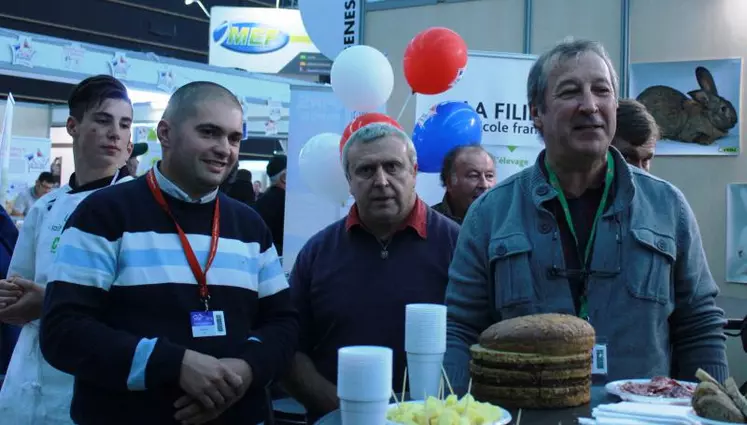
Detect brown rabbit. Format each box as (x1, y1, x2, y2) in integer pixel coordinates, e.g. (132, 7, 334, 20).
(636, 66, 737, 145)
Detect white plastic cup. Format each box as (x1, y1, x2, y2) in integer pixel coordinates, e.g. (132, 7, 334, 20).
(337, 346, 393, 402)
(407, 352, 445, 401)
(340, 399, 389, 425)
(405, 304, 447, 354)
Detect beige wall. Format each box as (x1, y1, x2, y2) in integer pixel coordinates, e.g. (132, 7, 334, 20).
(366, 0, 747, 382)
(0, 100, 51, 139)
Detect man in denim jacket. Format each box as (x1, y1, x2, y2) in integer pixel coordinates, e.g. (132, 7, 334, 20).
(444, 38, 728, 392)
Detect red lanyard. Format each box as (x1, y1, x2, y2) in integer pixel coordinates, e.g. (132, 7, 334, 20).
(146, 169, 220, 311)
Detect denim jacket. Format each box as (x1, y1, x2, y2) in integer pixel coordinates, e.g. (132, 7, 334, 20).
(444, 147, 728, 391)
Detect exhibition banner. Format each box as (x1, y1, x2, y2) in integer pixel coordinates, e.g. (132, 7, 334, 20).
(413, 51, 542, 205)
(209, 7, 332, 75)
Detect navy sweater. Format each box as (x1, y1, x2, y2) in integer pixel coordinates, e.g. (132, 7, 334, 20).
(39, 176, 298, 425)
(289, 202, 459, 416)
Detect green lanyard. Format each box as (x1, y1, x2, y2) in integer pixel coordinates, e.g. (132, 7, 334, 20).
(544, 151, 614, 321)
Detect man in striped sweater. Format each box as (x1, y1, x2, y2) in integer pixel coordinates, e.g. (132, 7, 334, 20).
(40, 82, 298, 425)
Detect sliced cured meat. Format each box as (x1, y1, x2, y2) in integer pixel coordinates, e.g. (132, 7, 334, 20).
(618, 376, 695, 398)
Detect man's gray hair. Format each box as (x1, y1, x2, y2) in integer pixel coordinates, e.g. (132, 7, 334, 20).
(270, 169, 286, 184)
(527, 37, 619, 113)
(341, 123, 418, 176)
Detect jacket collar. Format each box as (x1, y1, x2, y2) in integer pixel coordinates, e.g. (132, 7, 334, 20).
(527, 146, 634, 216)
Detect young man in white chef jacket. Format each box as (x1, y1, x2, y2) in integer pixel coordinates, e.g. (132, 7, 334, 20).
(0, 75, 135, 425)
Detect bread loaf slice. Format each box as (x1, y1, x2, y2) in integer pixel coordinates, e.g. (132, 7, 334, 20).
(724, 378, 747, 419)
(693, 393, 746, 423)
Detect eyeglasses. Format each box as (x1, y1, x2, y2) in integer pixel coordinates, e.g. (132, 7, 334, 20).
(545, 214, 623, 286)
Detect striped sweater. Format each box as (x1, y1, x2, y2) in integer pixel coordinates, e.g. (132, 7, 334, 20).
(39, 173, 298, 425)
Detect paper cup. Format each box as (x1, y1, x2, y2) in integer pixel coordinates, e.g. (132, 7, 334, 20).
(340, 399, 389, 425)
(407, 352, 444, 400)
(337, 346, 393, 402)
(405, 304, 446, 354)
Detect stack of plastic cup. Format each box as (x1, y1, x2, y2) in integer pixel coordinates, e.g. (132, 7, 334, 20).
(337, 346, 393, 425)
(405, 304, 447, 401)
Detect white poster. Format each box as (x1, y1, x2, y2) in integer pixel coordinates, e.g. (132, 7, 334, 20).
(726, 183, 747, 283)
(4, 136, 52, 202)
(413, 51, 541, 205)
(0, 94, 15, 206)
(298, 0, 362, 61)
(209, 7, 332, 75)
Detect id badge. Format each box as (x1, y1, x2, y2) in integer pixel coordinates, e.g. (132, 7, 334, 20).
(592, 338, 609, 376)
(190, 311, 227, 338)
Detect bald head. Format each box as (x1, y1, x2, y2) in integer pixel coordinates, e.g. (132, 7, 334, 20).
(162, 81, 242, 123)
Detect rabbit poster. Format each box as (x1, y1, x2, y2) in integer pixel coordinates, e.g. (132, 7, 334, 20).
(629, 58, 742, 156)
(727, 184, 747, 283)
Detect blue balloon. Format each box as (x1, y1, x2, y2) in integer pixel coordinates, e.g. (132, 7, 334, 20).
(412, 101, 483, 173)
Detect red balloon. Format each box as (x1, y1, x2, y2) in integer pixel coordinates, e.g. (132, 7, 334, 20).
(339, 113, 403, 153)
(403, 27, 468, 95)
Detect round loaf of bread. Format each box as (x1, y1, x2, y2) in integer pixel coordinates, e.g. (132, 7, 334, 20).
(478, 313, 595, 356)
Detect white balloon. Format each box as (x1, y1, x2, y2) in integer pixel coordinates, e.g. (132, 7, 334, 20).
(331, 45, 394, 112)
(299, 0, 362, 62)
(299, 133, 350, 205)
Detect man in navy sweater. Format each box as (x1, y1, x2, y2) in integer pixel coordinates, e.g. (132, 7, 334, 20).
(283, 123, 460, 422)
(40, 82, 298, 425)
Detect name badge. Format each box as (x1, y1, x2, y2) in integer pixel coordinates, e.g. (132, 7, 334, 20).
(190, 311, 227, 338)
(592, 343, 608, 375)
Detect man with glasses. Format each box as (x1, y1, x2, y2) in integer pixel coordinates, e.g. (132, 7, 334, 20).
(11, 172, 57, 217)
(443, 38, 728, 394)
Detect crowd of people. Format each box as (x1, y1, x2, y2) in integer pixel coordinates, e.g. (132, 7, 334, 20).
(0, 37, 728, 425)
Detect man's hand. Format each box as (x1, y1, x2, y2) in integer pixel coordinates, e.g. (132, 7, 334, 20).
(178, 350, 244, 411)
(174, 358, 253, 425)
(0, 277, 44, 325)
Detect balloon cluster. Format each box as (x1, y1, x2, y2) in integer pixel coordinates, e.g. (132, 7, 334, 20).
(299, 27, 483, 205)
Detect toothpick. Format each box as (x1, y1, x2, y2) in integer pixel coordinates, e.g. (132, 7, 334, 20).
(440, 365, 455, 395)
(467, 377, 472, 396)
(438, 376, 444, 401)
(401, 367, 407, 403)
(516, 409, 523, 425)
(391, 389, 400, 408)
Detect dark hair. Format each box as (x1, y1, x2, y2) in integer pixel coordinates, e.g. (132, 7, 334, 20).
(37, 171, 56, 184)
(163, 81, 241, 122)
(68, 75, 131, 121)
(615, 99, 660, 147)
(439, 145, 494, 187)
(236, 169, 252, 182)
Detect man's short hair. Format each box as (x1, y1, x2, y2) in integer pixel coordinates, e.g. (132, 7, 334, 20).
(527, 37, 619, 113)
(37, 171, 56, 184)
(439, 145, 495, 187)
(615, 99, 660, 146)
(68, 75, 131, 121)
(162, 81, 241, 122)
(341, 123, 417, 176)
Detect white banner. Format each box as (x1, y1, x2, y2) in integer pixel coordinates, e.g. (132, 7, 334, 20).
(0, 94, 15, 206)
(413, 52, 542, 206)
(209, 7, 332, 75)
(4, 136, 52, 203)
(299, 0, 362, 61)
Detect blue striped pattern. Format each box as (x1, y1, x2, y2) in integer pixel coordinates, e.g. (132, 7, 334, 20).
(127, 338, 157, 391)
(48, 227, 120, 290)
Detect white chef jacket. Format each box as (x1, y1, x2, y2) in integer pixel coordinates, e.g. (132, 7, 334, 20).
(0, 170, 133, 425)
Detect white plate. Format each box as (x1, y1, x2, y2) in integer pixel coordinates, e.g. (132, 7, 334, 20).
(605, 379, 696, 405)
(686, 410, 745, 425)
(386, 401, 512, 425)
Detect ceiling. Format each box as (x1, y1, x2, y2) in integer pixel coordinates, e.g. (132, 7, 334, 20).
(0, 0, 303, 103)
(0, 0, 300, 65)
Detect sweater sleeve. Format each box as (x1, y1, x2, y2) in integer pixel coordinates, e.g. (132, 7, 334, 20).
(6, 200, 41, 281)
(239, 224, 298, 391)
(669, 190, 728, 383)
(288, 239, 313, 354)
(39, 196, 185, 392)
(443, 199, 495, 393)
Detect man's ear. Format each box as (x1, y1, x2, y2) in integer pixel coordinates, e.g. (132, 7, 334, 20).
(126, 141, 133, 156)
(530, 104, 543, 133)
(156, 120, 171, 149)
(65, 116, 78, 138)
